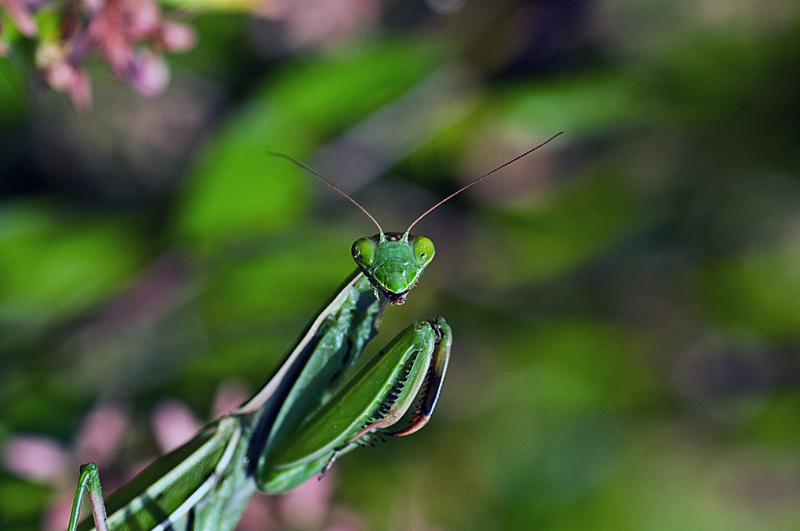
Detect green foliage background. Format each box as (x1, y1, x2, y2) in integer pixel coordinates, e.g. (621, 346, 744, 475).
(3, 1, 800, 529)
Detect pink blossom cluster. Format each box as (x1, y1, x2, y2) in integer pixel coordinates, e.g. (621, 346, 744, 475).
(0, 0, 195, 107)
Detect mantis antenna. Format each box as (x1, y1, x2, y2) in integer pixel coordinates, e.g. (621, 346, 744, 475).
(267, 152, 384, 234)
(404, 131, 563, 234)
(269, 130, 563, 236)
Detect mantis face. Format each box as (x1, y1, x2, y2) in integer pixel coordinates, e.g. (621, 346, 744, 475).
(351, 232, 435, 304)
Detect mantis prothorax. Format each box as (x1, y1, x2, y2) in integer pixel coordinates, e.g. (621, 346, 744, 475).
(67, 132, 562, 531)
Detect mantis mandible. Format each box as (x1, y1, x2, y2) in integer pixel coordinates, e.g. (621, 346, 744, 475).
(67, 132, 562, 531)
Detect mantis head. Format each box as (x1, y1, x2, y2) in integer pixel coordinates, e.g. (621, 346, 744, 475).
(269, 131, 562, 305)
(351, 232, 434, 305)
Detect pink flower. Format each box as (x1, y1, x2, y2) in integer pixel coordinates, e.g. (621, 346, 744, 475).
(122, 0, 161, 38)
(158, 21, 196, 51)
(36, 41, 93, 108)
(79, 0, 195, 100)
(130, 49, 169, 96)
(3, 0, 196, 105)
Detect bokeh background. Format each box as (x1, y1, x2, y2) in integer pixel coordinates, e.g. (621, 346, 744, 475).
(3, 0, 800, 530)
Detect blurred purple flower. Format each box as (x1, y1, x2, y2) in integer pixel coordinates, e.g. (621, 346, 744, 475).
(0, 0, 41, 37)
(88, 0, 156, 75)
(36, 41, 93, 108)
(3, 436, 71, 485)
(2, 0, 196, 105)
(151, 379, 251, 454)
(130, 49, 169, 96)
(159, 21, 195, 51)
(83, 0, 195, 97)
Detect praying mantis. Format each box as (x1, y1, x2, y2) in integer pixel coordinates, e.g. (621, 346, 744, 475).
(67, 132, 562, 531)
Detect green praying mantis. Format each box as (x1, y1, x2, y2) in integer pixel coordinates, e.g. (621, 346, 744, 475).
(67, 132, 562, 531)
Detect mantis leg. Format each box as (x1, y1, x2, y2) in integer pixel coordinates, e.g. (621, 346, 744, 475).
(347, 316, 452, 441)
(387, 316, 451, 437)
(67, 463, 109, 531)
(261, 317, 452, 493)
(318, 317, 451, 478)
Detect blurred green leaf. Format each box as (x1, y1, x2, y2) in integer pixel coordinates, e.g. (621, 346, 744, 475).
(700, 236, 800, 337)
(480, 171, 649, 287)
(0, 202, 146, 327)
(174, 39, 444, 252)
(0, 56, 28, 125)
(0, 476, 50, 530)
(500, 71, 657, 135)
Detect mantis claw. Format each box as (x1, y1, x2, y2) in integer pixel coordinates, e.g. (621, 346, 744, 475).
(319, 449, 341, 479)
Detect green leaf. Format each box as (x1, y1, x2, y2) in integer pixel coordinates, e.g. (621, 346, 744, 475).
(0, 202, 145, 326)
(173, 39, 443, 252)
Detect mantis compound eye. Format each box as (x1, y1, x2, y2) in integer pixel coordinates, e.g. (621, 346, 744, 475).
(411, 236, 435, 267)
(352, 237, 378, 268)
